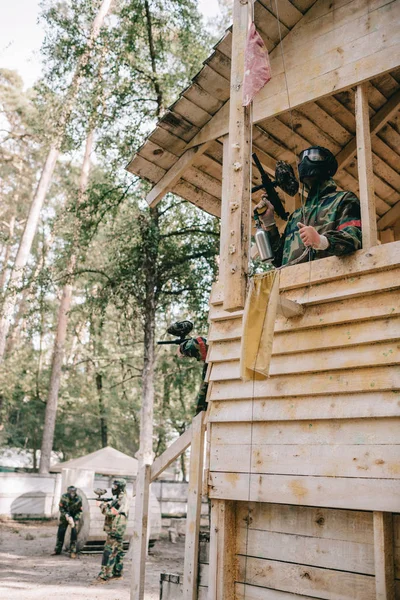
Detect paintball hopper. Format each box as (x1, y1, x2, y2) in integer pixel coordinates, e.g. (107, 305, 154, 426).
(94, 488, 108, 497)
(158, 320, 193, 345)
(275, 160, 299, 196)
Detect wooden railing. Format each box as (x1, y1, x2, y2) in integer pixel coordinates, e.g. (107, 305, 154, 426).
(130, 411, 206, 600)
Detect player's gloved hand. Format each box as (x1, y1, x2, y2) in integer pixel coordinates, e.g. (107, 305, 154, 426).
(297, 223, 329, 250)
(255, 195, 275, 228)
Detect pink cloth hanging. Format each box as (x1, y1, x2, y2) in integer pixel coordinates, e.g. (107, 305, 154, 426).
(242, 22, 272, 107)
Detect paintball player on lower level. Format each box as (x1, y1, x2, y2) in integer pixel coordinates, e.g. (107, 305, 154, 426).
(178, 335, 209, 414)
(256, 146, 362, 267)
(95, 478, 129, 583)
(52, 485, 82, 558)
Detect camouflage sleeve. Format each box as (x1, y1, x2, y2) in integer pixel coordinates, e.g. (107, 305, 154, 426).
(195, 362, 209, 414)
(324, 192, 362, 256)
(179, 337, 208, 361)
(74, 497, 83, 520)
(59, 496, 68, 516)
(102, 493, 129, 516)
(266, 224, 286, 267)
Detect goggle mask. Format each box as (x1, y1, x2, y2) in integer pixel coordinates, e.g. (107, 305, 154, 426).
(299, 148, 331, 163)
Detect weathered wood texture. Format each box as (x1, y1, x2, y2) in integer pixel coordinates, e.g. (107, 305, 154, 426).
(206, 242, 400, 514)
(183, 411, 206, 600)
(127, 0, 400, 227)
(222, 0, 251, 312)
(230, 503, 398, 600)
(356, 83, 378, 249)
(188, 0, 400, 148)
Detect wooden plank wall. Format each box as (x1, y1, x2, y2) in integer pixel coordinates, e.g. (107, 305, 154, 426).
(205, 242, 400, 599)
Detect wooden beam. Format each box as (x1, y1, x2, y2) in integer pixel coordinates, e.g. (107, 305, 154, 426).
(277, 295, 304, 318)
(378, 201, 400, 231)
(130, 464, 151, 600)
(145, 142, 211, 207)
(373, 511, 395, 600)
(150, 426, 192, 481)
(183, 411, 206, 600)
(207, 499, 237, 600)
(356, 83, 378, 249)
(218, 136, 230, 304)
(336, 89, 400, 169)
(186, 0, 400, 150)
(380, 228, 395, 244)
(222, 0, 251, 312)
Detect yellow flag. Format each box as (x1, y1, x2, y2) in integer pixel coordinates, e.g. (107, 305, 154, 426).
(240, 270, 280, 381)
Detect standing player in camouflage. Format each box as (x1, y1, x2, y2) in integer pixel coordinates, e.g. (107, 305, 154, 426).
(52, 485, 82, 558)
(256, 146, 362, 267)
(178, 335, 209, 414)
(95, 478, 129, 582)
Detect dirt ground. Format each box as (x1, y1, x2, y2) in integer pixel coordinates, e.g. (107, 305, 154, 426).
(0, 519, 184, 599)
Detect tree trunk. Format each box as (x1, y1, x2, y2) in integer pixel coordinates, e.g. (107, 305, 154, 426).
(0, 215, 15, 291)
(96, 372, 108, 447)
(137, 206, 159, 467)
(0, 0, 113, 362)
(38, 130, 94, 474)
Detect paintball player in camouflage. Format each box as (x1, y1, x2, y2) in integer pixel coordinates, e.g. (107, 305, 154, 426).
(95, 478, 129, 583)
(178, 335, 209, 414)
(52, 485, 82, 558)
(256, 146, 362, 267)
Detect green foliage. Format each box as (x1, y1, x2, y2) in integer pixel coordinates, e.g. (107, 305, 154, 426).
(0, 0, 224, 472)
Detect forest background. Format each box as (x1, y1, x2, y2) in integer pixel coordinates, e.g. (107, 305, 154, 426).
(0, 0, 230, 478)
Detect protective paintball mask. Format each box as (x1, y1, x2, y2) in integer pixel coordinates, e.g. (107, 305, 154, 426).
(298, 146, 338, 183)
(67, 486, 77, 498)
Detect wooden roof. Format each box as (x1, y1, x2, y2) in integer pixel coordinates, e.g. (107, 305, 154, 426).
(127, 0, 400, 232)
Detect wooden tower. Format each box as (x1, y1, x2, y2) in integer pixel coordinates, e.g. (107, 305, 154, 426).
(128, 0, 400, 598)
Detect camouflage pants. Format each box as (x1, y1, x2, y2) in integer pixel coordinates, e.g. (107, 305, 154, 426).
(55, 520, 78, 553)
(99, 534, 125, 579)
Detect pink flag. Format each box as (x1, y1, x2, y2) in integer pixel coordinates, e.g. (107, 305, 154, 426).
(242, 23, 272, 107)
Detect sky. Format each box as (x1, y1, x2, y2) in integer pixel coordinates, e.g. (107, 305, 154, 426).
(0, 0, 222, 89)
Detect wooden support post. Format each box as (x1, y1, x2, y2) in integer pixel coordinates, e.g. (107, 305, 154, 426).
(355, 83, 378, 250)
(373, 511, 395, 600)
(130, 464, 151, 600)
(219, 136, 230, 303)
(223, 0, 251, 313)
(183, 411, 206, 600)
(207, 499, 237, 600)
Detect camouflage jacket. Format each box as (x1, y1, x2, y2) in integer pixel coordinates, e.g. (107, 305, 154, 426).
(179, 337, 209, 413)
(101, 491, 129, 537)
(59, 493, 83, 521)
(268, 179, 362, 267)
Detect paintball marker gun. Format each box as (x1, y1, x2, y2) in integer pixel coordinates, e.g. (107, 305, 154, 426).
(252, 153, 299, 262)
(157, 320, 193, 346)
(252, 153, 299, 221)
(93, 488, 113, 502)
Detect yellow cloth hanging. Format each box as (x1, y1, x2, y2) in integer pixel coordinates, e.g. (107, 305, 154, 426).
(240, 270, 280, 381)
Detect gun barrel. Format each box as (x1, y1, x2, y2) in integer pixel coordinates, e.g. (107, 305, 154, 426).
(157, 337, 191, 346)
